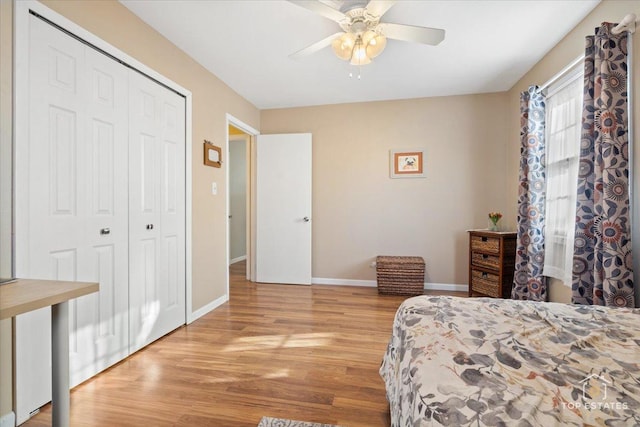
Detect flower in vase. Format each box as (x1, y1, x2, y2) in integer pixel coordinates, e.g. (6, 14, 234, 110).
(488, 212, 502, 230)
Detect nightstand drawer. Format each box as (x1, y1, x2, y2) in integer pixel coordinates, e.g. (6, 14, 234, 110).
(470, 269, 500, 298)
(470, 235, 500, 254)
(471, 252, 500, 270)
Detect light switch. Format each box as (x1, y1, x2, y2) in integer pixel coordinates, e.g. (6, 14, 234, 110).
(211, 182, 217, 195)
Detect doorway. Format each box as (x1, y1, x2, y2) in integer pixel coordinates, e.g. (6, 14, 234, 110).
(228, 126, 250, 277)
(225, 117, 313, 293)
(226, 115, 258, 293)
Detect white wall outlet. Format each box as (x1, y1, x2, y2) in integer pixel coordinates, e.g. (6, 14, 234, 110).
(370, 261, 377, 268)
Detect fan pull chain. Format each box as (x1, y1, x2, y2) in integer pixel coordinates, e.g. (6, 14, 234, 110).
(348, 65, 362, 80)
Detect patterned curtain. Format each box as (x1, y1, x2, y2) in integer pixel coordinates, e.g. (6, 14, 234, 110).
(572, 23, 634, 307)
(512, 86, 547, 301)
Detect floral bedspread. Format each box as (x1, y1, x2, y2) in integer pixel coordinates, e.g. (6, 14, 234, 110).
(379, 296, 640, 426)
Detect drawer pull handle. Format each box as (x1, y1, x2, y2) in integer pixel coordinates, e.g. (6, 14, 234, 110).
(482, 255, 489, 259)
(482, 272, 488, 278)
(481, 237, 488, 242)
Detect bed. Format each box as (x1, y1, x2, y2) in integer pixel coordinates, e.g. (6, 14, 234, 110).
(379, 296, 640, 426)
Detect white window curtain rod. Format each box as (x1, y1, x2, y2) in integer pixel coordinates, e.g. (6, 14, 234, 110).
(537, 13, 636, 94)
(537, 55, 584, 93)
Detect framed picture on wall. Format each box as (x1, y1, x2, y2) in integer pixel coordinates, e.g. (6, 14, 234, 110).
(204, 141, 222, 168)
(390, 149, 426, 178)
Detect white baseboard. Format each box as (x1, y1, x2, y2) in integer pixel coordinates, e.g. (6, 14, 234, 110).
(187, 294, 228, 324)
(312, 277, 468, 292)
(425, 283, 468, 292)
(312, 277, 377, 287)
(229, 255, 246, 265)
(0, 411, 15, 427)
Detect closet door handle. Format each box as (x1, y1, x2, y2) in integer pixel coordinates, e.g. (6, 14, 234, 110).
(146, 224, 154, 230)
(100, 228, 110, 235)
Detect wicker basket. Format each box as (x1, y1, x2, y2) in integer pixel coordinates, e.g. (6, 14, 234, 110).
(470, 235, 500, 253)
(471, 252, 500, 270)
(470, 269, 500, 298)
(376, 256, 425, 296)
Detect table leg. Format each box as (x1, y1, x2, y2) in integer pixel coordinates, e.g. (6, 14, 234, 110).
(51, 301, 70, 427)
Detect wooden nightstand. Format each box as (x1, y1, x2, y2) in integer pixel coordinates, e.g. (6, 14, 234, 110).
(468, 230, 517, 298)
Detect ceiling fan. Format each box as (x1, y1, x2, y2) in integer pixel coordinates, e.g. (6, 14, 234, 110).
(288, 0, 445, 66)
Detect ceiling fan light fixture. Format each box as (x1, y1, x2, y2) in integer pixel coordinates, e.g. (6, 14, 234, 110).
(365, 32, 386, 58)
(331, 32, 356, 60)
(361, 30, 376, 45)
(332, 29, 386, 66)
(287, 0, 446, 69)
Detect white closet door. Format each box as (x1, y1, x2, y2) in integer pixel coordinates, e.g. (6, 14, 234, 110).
(16, 15, 129, 423)
(128, 70, 186, 353)
(72, 44, 130, 385)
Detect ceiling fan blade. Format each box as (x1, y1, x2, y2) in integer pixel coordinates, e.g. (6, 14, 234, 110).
(366, 0, 397, 18)
(289, 32, 344, 60)
(379, 22, 445, 46)
(287, 0, 347, 23)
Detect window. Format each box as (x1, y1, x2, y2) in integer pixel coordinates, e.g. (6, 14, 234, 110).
(542, 66, 583, 285)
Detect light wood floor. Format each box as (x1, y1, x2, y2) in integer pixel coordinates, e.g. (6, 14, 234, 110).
(25, 262, 466, 426)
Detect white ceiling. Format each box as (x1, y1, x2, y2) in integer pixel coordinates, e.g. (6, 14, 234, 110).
(120, 0, 600, 110)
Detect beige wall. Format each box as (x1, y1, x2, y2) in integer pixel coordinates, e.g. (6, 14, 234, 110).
(262, 93, 511, 285)
(1, 0, 260, 417)
(507, 0, 640, 303)
(0, 0, 13, 418)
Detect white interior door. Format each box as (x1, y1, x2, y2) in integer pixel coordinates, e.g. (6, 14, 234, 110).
(255, 133, 312, 284)
(16, 15, 129, 423)
(128, 70, 186, 353)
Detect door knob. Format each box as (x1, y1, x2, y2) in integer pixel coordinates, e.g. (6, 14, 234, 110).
(146, 224, 154, 230)
(303, 217, 310, 222)
(100, 228, 110, 235)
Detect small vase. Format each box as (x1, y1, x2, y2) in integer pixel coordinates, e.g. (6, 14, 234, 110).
(489, 221, 499, 232)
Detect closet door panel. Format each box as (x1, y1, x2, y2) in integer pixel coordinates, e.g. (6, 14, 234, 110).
(129, 71, 185, 353)
(71, 42, 130, 387)
(16, 16, 129, 422)
(159, 95, 186, 326)
(16, 17, 87, 423)
(129, 74, 161, 352)
(69, 42, 129, 387)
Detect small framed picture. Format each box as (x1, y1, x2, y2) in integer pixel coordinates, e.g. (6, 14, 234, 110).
(390, 149, 425, 178)
(204, 141, 222, 168)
